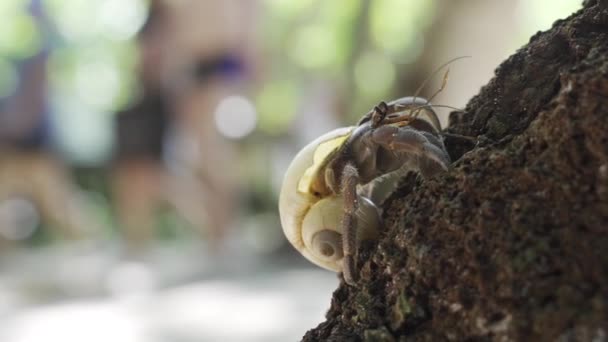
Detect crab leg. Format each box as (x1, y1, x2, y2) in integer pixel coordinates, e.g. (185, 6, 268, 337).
(341, 162, 359, 285)
(372, 125, 450, 177)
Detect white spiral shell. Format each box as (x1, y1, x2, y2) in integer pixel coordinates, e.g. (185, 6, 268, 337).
(279, 127, 382, 272)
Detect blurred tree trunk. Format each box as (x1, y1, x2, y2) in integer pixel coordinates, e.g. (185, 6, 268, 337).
(303, 1, 608, 341)
(414, 0, 518, 126)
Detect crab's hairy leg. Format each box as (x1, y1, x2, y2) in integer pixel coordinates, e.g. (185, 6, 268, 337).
(341, 162, 359, 286)
(413, 136, 452, 177)
(419, 131, 446, 151)
(372, 126, 450, 177)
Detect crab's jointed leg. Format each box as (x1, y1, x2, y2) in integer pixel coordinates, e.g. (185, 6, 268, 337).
(341, 162, 360, 285)
(372, 125, 450, 178)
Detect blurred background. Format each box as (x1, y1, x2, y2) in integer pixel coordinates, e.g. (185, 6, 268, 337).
(0, 0, 581, 341)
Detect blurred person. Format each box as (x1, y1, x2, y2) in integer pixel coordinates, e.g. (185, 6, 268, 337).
(112, 0, 256, 253)
(111, 0, 173, 250)
(0, 0, 93, 246)
(164, 0, 260, 251)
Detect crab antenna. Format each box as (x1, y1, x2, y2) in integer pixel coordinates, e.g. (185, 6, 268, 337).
(392, 103, 463, 112)
(381, 104, 463, 129)
(426, 68, 451, 104)
(411, 55, 471, 105)
(411, 68, 451, 120)
(410, 56, 471, 120)
(417, 104, 464, 112)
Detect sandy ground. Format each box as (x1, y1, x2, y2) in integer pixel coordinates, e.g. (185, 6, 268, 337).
(0, 241, 338, 342)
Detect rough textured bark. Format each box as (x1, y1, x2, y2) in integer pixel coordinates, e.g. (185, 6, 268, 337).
(303, 1, 608, 341)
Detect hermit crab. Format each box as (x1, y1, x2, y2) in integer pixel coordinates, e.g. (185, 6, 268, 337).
(279, 96, 453, 285)
(279, 59, 467, 285)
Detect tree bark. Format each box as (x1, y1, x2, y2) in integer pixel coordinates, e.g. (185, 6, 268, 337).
(303, 1, 608, 341)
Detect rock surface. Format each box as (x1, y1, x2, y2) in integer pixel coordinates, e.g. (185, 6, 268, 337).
(303, 1, 608, 340)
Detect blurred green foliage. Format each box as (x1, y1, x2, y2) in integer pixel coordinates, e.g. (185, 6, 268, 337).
(0, 0, 584, 247)
(0, 0, 146, 165)
(0, 0, 583, 162)
(256, 80, 298, 135)
(257, 0, 437, 131)
(256, 0, 582, 133)
(369, 0, 434, 60)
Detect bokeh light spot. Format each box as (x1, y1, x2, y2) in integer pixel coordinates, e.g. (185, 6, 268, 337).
(289, 25, 338, 70)
(45, 0, 96, 42)
(214, 95, 258, 139)
(74, 54, 122, 112)
(354, 51, 396, 97)
(0, 197, 39, 241)
(256, 80, 297, 134)
(369, 0, 434, 57)
(0, 13, 41, 58)
(97, 0, 147, 41)
(52, 98, 114, 165)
